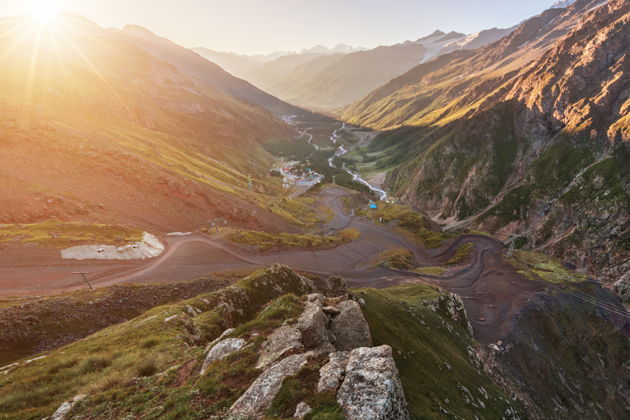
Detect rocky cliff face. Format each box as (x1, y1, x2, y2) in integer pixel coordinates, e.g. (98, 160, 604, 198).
(343, 0, 629, 283)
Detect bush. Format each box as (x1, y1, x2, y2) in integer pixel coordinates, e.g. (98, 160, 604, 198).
(136, 359, 158, 377)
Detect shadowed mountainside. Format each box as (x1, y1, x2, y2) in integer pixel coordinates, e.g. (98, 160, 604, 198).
(341, 0, 629, 282)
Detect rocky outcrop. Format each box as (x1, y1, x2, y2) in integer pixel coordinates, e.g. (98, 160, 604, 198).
(228, 353, 310, 418)
(317, 351, 349, 393)
(222, 293, 408, 420)
(201, 338, 246, 375)
(337, 346, 410, 420)
(256, 326, 304, 369)
(330, 300, 373, 350)
(297, 297, 332, 351)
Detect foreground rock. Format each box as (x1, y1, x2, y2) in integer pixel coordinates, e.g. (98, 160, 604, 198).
(256, 326, 303, 369)
(337, 345, 410, 420)
(228, 353, 310, 418)
(297, 298, 334, 352)
(201, 338, 246, 375)
(317, 351, 349, 393)
(330, 299, 372, 350)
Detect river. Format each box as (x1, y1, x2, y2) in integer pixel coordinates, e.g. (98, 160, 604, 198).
(288, 117, 388, 201)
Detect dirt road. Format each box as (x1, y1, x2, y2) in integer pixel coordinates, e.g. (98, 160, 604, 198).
(0, 186, 547, 343)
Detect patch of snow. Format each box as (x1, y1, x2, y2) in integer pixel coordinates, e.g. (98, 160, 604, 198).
(166, 232, 193, 236)
(445, 32, 481, 49)
(550, 0, 577, 9)
(61, 232, 164, 260)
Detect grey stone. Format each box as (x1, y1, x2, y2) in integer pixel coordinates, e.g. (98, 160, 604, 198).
(229, 353, 310, 419)
(256, 325, 303, 369)
(337, 345, 410, 420)
(330, 300, 372, 351)
(298, 301, 332, 351)
(205, 328, 235, 352)
(317, 351, 349, 393)
(50, 394, 86, 420)
(323, 306, 341, 315)
(293, 401, 312, 418)
(307, 293, 325, 304)
(201, 338, 245, 375)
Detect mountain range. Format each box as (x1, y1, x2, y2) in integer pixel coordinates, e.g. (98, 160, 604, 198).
(342, 0, 629, 282)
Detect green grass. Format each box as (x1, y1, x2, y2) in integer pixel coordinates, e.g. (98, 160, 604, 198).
(354, 284, 522, 419)
(413, 266, 448, 276)
(506, 250, 587, 284)
(0, 221, 144, 248)
(225, 229, 352, 252)
(445, 243, 473, 266)
(362, 203, 449, 249)
(377, 247, 415, 270)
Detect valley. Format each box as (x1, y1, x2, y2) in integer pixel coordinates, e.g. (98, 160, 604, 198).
(0, 1, 628, 419)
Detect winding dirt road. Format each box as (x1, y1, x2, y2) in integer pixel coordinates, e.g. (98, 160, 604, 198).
(0, 186, 548, 343)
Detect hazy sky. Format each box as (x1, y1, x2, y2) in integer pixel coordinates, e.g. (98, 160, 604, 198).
(4, 0, 555, 54)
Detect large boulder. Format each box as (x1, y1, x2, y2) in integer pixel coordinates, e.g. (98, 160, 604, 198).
(256, 325, 304, 369)
(317, 351, 349, 393)
(200, 338, 246, 375)
(228, 353, 310, 419)
(297, 301, 333, 352)
(330, 300, 372, 351)
(337, 345, 410, 420)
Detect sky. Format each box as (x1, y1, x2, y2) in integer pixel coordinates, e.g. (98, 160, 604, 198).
(3, 0, 555, 55)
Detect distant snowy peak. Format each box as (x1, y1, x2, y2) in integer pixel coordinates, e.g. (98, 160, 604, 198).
(550, 0, 577, 8)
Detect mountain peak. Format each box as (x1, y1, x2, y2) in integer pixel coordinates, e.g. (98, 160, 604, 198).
(416, 29, 447, 42)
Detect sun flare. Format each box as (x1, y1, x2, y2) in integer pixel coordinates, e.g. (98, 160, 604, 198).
(29, 0, 60, 23)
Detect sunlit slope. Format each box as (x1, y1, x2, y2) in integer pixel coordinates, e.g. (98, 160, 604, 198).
(0, 14, 295, 231)
(340, 0, 629, 281)
(118, 25, 303, 116)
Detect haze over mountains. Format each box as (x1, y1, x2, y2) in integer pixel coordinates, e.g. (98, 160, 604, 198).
(195, 27, 517, 110)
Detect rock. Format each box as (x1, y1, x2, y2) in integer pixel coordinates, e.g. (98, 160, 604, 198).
(317, 351, 349, 393)
(337, 345, 410, 420)
(330, 300, 372, 351)
(205, 328, 235, 352)
(201, 338, 246, 375)
(297, 302, 333, 351)
(307, 293, 325, 304)
(50, 394, 86, 420)
(229, 353, 310, 419)
(293, 401, 312, 418)
(323, 306, 340, 315)
(256, 325, 303, 369)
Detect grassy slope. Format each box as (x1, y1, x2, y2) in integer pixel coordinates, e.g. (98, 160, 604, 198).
(0, 222, 144, 248)
(356, 284, 521, 419)
(0, 266, 329, 419)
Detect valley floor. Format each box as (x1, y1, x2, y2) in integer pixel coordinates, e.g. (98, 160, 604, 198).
(1, 185, 551, 345)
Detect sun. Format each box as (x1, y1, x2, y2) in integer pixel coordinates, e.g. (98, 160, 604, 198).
(29, 0, 61, 23)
